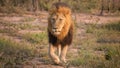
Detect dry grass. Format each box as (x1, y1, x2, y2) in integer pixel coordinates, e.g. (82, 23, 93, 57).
(0, 36, 36, 67)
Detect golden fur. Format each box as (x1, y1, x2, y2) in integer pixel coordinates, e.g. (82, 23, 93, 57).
(47, 2, 74, 64)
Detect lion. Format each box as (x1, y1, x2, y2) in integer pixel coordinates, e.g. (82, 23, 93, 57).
(48, 2, 74, 64)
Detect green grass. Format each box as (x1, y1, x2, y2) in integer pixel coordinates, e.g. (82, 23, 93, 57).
(93, 44, 120, 68)
(18, 23, 33, 30)
(22, 32, 48, 45)
(21, 17, 36, 22)
(0, 36, 36, 67)
(104, 21, 120, 31)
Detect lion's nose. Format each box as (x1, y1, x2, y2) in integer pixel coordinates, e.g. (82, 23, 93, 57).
(53, 27, 57, 29)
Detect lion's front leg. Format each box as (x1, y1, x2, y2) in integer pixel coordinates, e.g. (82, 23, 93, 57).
(49, 44, 60, 64)
(57, 44, 61, 57)
(60, 45, 68, 63)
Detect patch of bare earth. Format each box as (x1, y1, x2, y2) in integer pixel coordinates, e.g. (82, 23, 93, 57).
(75, 13, 120, 24)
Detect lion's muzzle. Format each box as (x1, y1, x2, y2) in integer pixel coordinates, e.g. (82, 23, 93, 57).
(52, 27, 61, 35)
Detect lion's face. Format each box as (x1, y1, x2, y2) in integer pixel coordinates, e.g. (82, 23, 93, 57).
(48, 5, 72, 39)
(49, 13, 66, 35)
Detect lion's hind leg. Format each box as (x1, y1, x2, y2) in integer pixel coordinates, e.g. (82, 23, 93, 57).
(49, 44, 60, 64)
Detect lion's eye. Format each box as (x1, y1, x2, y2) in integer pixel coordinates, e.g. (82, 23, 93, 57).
(51, 18, 55, 22)
(59, 18, 63, 21)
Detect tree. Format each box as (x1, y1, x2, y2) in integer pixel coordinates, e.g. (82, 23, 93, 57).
(107, 0, 110, 12)
(0, 0, 5, 6)
(32, 0, 39, 12)
(112, 0, 115, 10)
(58, 0, 61, 2)
(100, 0, 104, 15)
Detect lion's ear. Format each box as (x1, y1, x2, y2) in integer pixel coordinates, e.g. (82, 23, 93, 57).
(61, 7, 71, 15)
(66, 8, 71, 15)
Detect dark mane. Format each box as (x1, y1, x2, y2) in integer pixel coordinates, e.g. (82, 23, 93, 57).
(53, 2, 70, 9)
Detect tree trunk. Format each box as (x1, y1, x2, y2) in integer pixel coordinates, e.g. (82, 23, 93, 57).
(118, 0, 120, 11)
(112, 0, 115, 9)
(0, 0, 5, 6)
(107, 0, 110, 12)
(100, 0, 104, 15)
(32, 0, 39, 12)
(58, 0, 61, 2)
(27, 0, 33, 11)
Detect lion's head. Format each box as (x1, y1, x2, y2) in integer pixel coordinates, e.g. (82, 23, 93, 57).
(48, 2, 72, 40)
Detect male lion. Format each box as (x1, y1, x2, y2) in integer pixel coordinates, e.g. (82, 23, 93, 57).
(48, 2, 74, 64)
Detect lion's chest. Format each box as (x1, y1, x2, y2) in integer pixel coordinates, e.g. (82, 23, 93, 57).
(48, 25, 73, 46)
